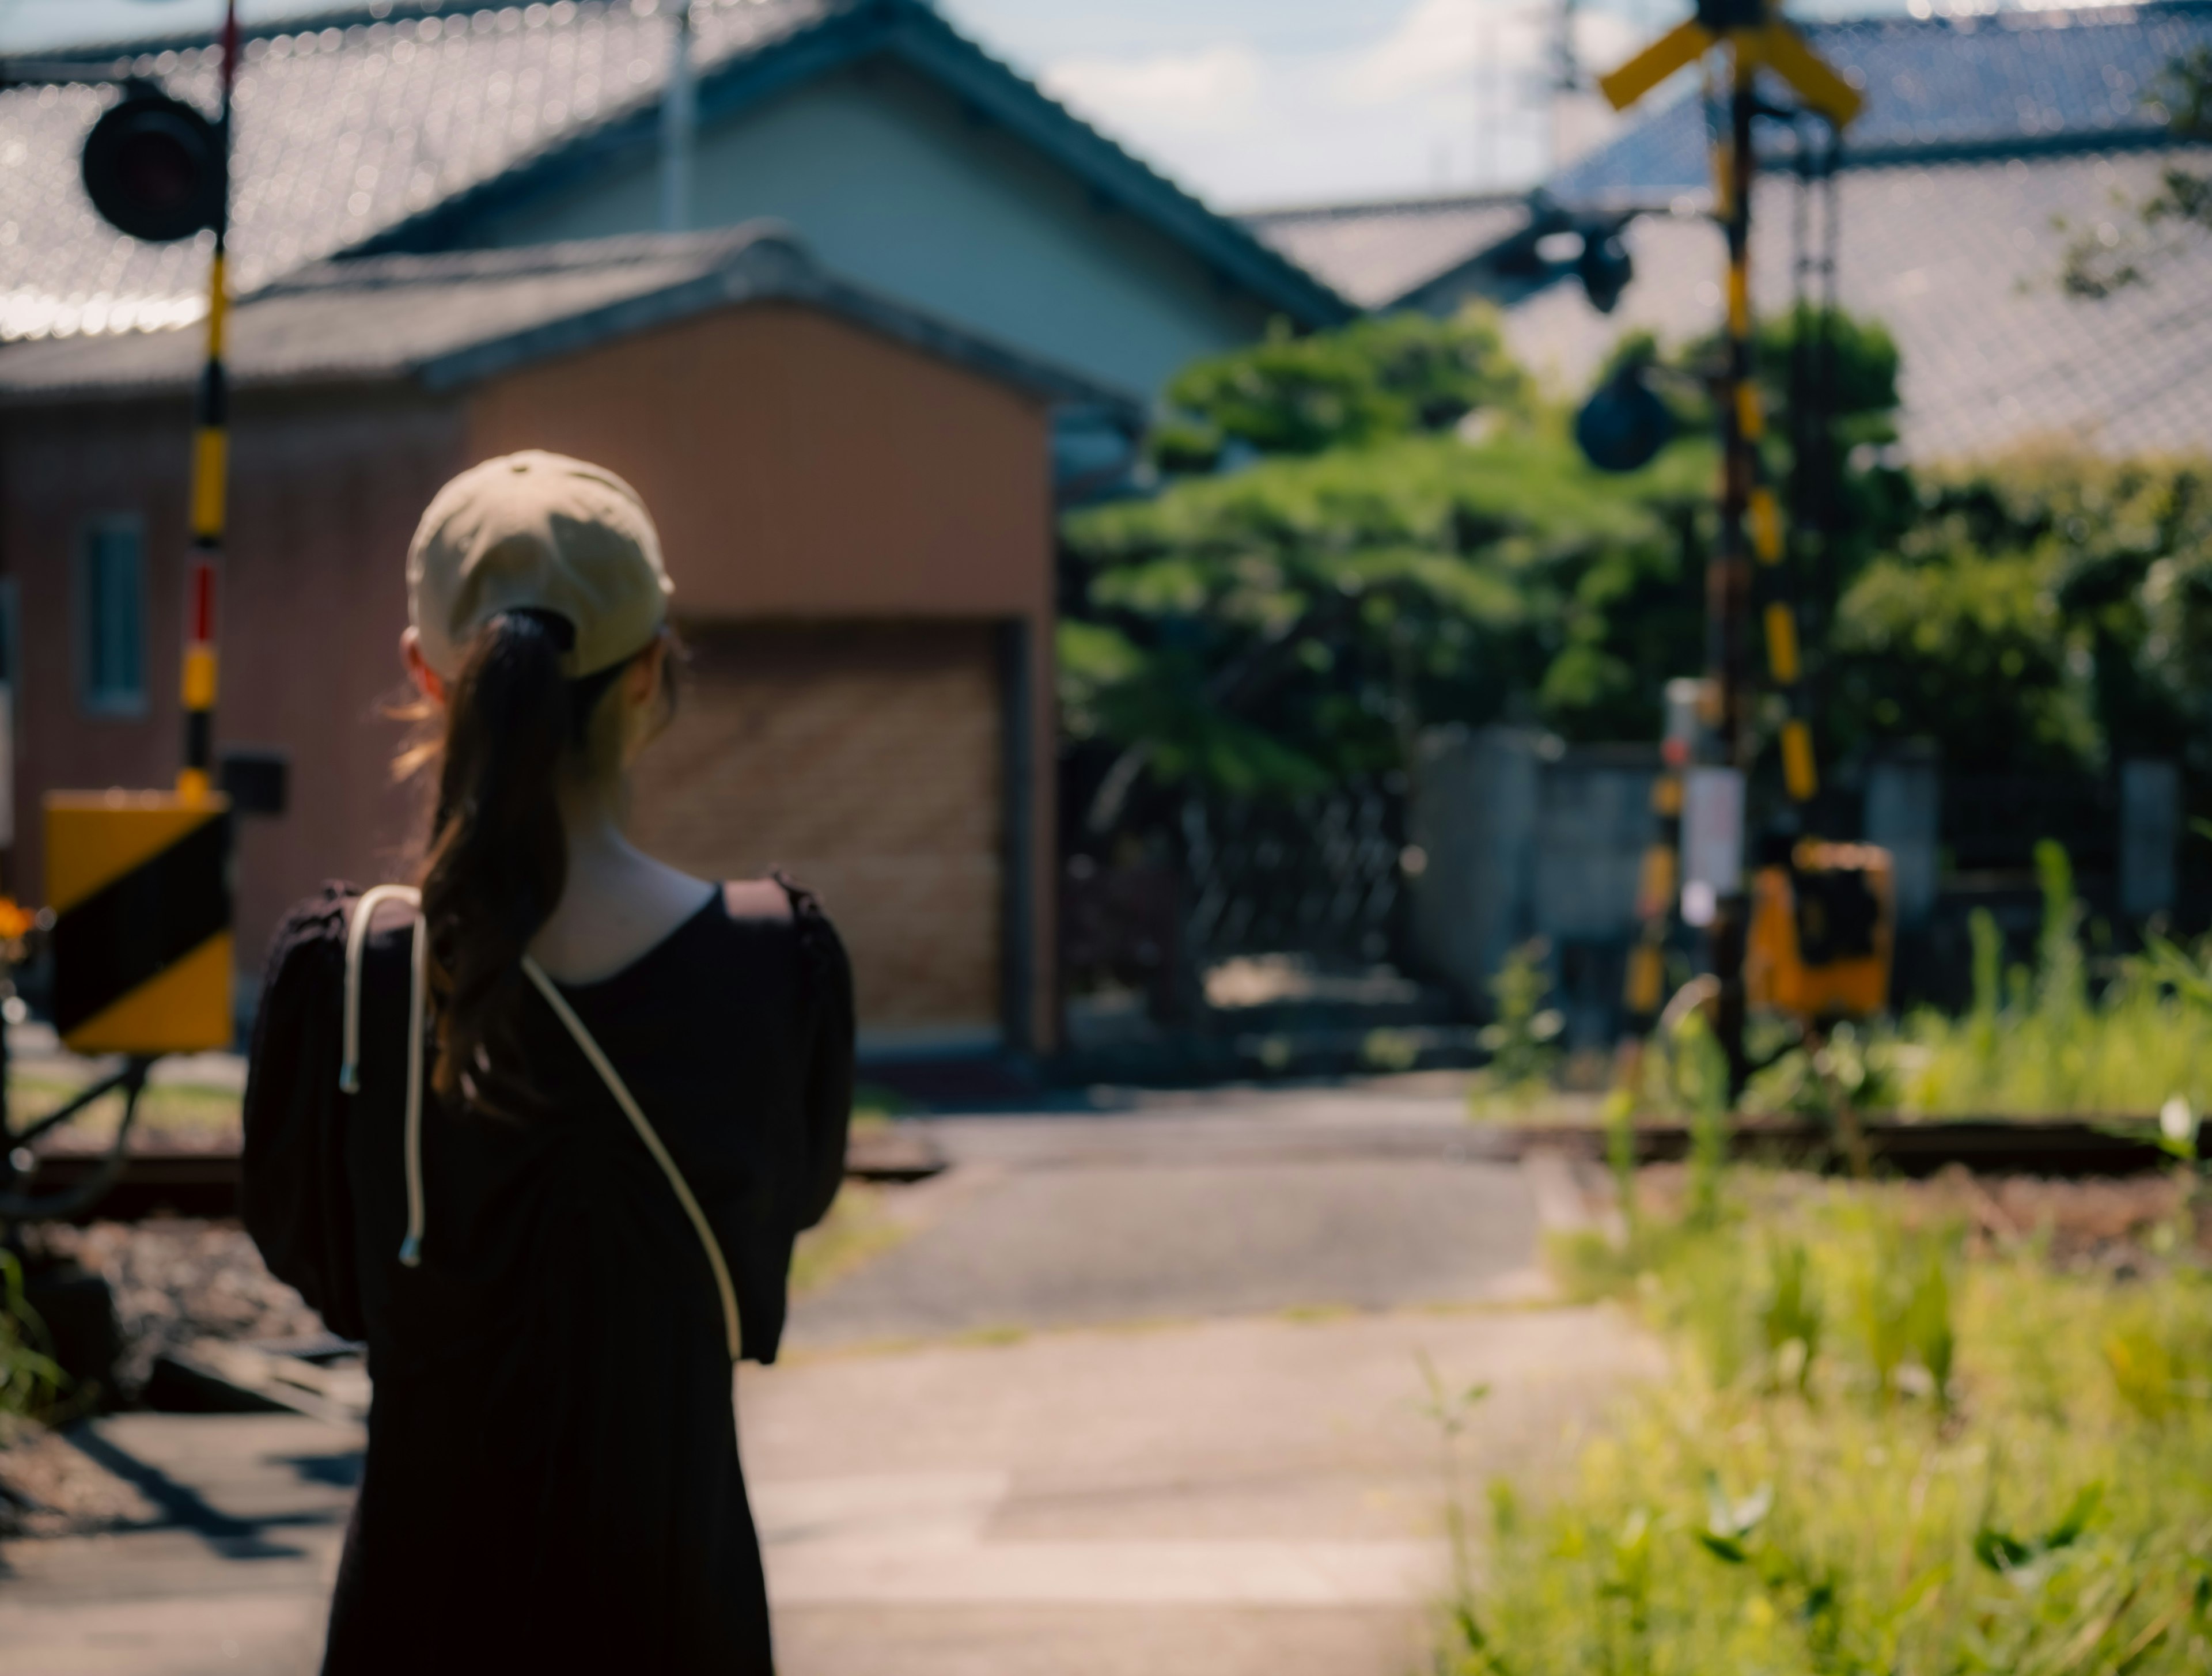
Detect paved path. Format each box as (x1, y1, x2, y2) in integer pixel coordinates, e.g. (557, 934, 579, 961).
(756, 1304, 1651, 1676)
(793, 1089, 1527, 1347)
(0, 1413, 353, 1675)
(0, 1094, 1654, 1675)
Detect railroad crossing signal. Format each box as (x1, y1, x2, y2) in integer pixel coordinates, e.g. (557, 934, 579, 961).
(80, 89, 226, 244)
(28, 6, 241, 1062)
(1594, 2, 1869, 1066)
(1599, 0, 1863, 127)
(46, 792, 234, 1054)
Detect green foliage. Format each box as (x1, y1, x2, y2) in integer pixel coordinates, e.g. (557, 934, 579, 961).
(1605, 1087, 1641, 1242)
(1446, 1186, 2212, 1675)
(1741, 1021, 1901, 1122)
(1468, 940, 1565, 1113)
(1158, 310, 1528, 465)
(1828, 517, 2100, 772)
(1418, 1348, 1494, 1598)
(1761, 1237, 1823, 1396)
(0, 1250, 63, 1428)
(1895, 849, 2212, 1117)
(1833, 448, 2212, 779)
(1064, 424, 1706, 795)
(1676, 1013, 1732, 1229)
(1070, 307, 2212, 821)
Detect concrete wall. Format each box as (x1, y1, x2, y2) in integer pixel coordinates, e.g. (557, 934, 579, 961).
(1411, 726, 1656, 1034)
(467, 62, 1272, 399)
(1408, 726, 1544, 1010)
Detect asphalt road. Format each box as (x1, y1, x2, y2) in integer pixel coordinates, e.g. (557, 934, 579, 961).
(1, 1090, 1654, 1676)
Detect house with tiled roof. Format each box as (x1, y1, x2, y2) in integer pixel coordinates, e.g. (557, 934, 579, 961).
(1, 0, 1351, 453)
(1248, 1, 2212, 460)
(0, 0, 1362, 1061)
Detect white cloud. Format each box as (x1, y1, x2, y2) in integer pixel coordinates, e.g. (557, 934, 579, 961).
(1342, 0, 1509, 106)
(1342, 0, 1646, 107)
(1041, 42, 1266, 135)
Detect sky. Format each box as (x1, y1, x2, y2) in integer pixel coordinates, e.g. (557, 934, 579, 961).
(0, 0, 1921, 210)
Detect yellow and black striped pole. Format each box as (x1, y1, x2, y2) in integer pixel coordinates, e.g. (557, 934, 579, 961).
(1711, 37, 1830, 1077)
(179, 0, 238, 804)
(1699, 47, 1763, 1080)
(1622, 678, 1700, 1035)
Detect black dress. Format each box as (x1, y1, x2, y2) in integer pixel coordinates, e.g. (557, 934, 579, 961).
(241, 879, 853, 1675)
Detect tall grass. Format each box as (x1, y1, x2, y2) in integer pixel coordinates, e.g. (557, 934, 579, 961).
(1743, 841, 2212, 1118)
(1448, 1185, 2212, 1674)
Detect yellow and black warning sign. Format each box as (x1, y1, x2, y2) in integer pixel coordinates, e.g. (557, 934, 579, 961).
(47, 791, 234, 1055)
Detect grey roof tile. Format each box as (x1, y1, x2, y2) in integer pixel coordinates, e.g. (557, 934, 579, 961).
(1554, 1, 2212, 203)
(0, 2, 836, 334)
(0, 222, 1141, 413)
(1504, 146, 2212, 459)
(1240, 194, 1529, 310)
(0, 0, 1346, 346)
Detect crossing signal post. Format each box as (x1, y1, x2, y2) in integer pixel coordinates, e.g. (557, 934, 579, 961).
(1593, 0, 1866, 1082)
(4, 6, 241, 1222)
(40, 0, 238, 1045)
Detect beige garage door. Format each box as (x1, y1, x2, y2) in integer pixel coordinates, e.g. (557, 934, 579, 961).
(630, 621, 1003, 1039)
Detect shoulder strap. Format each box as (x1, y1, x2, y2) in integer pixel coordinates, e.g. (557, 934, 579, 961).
(342, 886, 428, 1268)
(521, 956, 743, 1364)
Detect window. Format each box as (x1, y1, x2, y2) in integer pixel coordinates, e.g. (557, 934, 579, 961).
(80, 519, 146, 715)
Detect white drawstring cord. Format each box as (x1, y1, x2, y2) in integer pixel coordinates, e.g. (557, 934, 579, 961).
(342, 886, 421, 1093)
(521, 955, 742, 1365)
(342, 886, 427, 1268)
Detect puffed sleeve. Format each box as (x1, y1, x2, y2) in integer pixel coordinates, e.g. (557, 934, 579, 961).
(241, 886, 367, 1343)
(787, 881, 854, 1235)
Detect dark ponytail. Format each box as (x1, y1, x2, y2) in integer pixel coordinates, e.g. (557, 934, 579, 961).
(418, 609, 623, 1114)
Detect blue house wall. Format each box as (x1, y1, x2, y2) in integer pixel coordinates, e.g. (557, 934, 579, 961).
(459, 61, 1274, 405)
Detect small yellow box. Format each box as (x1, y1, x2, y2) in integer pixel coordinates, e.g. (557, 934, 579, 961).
(1746, 840, 1894, 1022)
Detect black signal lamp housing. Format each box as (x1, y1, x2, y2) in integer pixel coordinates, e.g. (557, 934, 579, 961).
(1576, 227, 1635, 314)
(1574, 361, 1675, 474)
(81, 89, 225, 244)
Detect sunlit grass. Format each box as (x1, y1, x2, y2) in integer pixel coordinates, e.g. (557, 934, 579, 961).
(1443, 1181, 2212, 1674)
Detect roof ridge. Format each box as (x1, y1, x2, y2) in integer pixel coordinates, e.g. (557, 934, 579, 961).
(899, 3, 1355, 321)
(6, 0, 839, 62)
(259, 221, 798, 293)
(1238, 190, 1530, 226)
(342, 0, 1352, 324)
(1, 0, 1350, 336)
(1802, 0, 2212, 30)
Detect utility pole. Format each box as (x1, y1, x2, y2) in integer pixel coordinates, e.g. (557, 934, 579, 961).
(661, 0, 696, 233)
(1549, 0, 1582, 175)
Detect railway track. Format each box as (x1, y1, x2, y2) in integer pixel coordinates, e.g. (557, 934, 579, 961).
(15, 1127, 948, 1223)
(1504, 1113, 2198, 1178)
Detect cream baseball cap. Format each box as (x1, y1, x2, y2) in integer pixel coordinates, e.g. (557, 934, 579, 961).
(407, 450, 673, 680)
